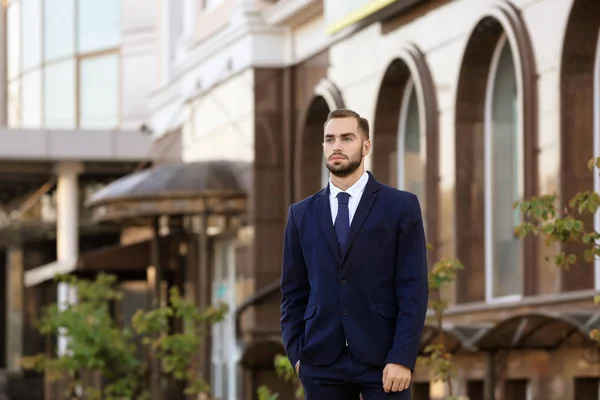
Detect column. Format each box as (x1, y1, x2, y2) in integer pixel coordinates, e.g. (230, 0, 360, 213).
(182, 0, 197, 39)
(53, 161, 83, 356)
(160, 0, 172, 85)
(5, 248, 23, 371)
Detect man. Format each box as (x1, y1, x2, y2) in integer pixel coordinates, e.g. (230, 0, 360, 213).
(280, 108, 429, 399)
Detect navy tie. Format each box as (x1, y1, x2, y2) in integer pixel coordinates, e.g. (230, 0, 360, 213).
(334, 192, 351, 253)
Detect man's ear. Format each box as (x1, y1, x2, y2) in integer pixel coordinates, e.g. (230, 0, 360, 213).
(363, 139, 371, 156)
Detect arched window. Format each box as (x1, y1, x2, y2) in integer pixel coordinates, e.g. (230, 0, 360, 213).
(485, 35, 523, 301)
(372, 47, 438, 258)
(455, 3, 537, 304)
(295, 79, 345, 201)
(398, 78, 426, 213)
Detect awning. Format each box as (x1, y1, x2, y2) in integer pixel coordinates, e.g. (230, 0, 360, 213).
(23, 236, 183, 287)
(87, 160, 251, 224)
(474, 312, 600, 351)
(419, 323, 491, 355)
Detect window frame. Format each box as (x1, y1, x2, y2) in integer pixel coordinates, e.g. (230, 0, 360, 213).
(484, 33, 525, 303)
(5, 0, 121, 130)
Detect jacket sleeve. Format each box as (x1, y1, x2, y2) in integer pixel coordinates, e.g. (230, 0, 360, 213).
(385, 193, 429, 371)
(280, 205, 310, 369)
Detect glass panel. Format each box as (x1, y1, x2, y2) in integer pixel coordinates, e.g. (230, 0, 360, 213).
(21, 70, 42, 128)
(78, 0, 120, 53)
(402, 86, 426, 214)
(22, 0, 42, 70)
(491, 41, 521, 298)
(79, 53, 119, 129)
(7, 2, 21, 80)
(221, 363, 228, 400)
(45, 59, 76, 128)
(7, 81, 21, 128)
(44, 0, 75, 61)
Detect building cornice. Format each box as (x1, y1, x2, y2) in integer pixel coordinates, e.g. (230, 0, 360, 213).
(263, 0, 320, 26)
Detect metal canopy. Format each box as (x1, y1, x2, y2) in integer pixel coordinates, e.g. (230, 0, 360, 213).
(419, 323, 492, 355)
(474, 312, 600, 351)
(86, 160, 251, 224)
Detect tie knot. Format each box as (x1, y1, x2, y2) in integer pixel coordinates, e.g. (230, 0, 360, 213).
(337, 192, 350, 205)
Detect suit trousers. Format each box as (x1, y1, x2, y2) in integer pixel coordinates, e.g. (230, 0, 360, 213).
(298, 346, 411, 400)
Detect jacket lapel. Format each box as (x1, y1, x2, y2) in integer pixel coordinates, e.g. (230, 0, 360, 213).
(341, 172, 380, 262)
(316, 187, 341, 263)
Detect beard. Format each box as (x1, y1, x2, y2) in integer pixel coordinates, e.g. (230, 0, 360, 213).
(325, 148, 363, 177)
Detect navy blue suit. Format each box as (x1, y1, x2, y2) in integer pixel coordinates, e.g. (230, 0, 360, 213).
(280, 172, 429, 399)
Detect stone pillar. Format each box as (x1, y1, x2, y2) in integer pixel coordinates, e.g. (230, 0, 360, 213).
(53, 161, 83, 356)
(5, 248, 23, 371)
(182, 0, 197, 39)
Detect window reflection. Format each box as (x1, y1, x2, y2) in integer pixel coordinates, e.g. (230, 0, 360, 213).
(22, 0, 42, 70)
(44, 0, 75, 61)
(488, 38, 522, 299)
(22, 70, 42, 128)
(400, 82, 426, 215)
(79, 54, 119, 129)
(45, 60, 76, 129)
(7, 2, 21, 80)
(78, 0, 120, 53)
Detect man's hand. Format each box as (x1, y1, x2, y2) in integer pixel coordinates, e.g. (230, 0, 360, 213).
(382, 363, 411, 392)
(295, 361, 300, 375)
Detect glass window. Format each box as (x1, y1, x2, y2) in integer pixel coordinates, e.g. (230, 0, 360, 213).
(22, 0, 42, 70)
(44, 0, 75, 61)
(79, 54, 119, 129)
(7, 2, 21, 80)
(45, 59, 76, 128)
(21, 70, 42, 128)
(7, 81, 21, 128)
(488, 39, 522, 299)
(399, 82, 426, 214)
(78, 0, 120, 53)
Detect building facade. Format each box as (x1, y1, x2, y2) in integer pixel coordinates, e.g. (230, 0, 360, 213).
(147, 0, 600, 399)
(0, 0, 158, 397)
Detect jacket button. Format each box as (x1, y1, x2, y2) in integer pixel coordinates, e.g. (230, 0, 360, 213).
(341, 280, 347, 286)
(342, 309, 348, 315)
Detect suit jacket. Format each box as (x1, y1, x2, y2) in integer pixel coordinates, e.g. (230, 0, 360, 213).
(280, 171, 428, 372)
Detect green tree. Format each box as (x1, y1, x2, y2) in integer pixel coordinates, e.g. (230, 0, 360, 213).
(417, 253, 464, 400)
(20, 273, 228, 400)
(514, 157, 600, 342)
(256, 354, 303, 400)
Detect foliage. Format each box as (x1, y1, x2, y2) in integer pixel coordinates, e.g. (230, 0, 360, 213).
(256, 354, 303, 400)
(514, 156, 600, 343)
(417, 253, 464, 399)
(20, 273, 228, 400)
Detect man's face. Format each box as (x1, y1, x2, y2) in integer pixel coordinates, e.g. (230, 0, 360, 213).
(323, 117, 370, 177)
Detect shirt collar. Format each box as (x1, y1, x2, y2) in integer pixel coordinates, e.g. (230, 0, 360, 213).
(329, 171, 369, 199)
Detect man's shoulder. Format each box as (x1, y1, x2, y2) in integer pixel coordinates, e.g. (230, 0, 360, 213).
(289, 188, 326, 213)
(376, 182, 418, 204)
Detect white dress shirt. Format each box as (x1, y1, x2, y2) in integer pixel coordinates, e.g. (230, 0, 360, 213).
(328, 171, 369, 225)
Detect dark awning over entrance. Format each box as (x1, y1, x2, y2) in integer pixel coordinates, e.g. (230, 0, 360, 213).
(419, 323, 491, 355)
(87, 160, 251, 224)
(474, 312, 600, 351)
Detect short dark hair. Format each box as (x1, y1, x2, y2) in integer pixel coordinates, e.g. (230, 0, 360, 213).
(324, 108, 370, 139)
